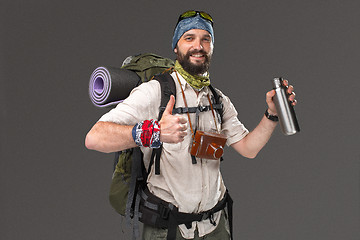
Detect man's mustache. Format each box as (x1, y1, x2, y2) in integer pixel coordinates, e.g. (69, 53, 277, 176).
(187, 49, 208, 56)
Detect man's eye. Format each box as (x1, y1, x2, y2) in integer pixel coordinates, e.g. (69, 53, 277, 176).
(185, 37, 193, 41)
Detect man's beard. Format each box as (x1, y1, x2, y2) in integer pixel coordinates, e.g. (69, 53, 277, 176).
(176, 49, 212, 75)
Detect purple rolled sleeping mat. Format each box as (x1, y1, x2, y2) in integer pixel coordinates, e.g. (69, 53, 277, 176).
(89, 66, 140, 107)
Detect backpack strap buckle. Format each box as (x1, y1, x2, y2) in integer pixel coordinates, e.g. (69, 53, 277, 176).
(200, 211, 210, 221)
(198, 105, 207, 112)
(159, 203, 175, 220)
(200, 211, 216, 226)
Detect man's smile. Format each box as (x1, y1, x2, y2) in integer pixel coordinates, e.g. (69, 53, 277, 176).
(189, 52, 206, 63)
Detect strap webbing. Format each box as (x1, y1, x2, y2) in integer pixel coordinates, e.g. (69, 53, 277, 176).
(150, 72, 176, 175)
(170, 104, 222, 115)
(139, 187, 233, 240)
(126, 148, 143, 224)
(227, 192, 234, 240)
(208, 85, 223, 122)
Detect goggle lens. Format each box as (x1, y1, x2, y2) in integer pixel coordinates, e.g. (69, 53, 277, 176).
(177, 10, 213, 26)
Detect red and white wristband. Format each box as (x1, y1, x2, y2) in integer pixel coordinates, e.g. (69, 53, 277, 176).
(132, 120, 162, 148)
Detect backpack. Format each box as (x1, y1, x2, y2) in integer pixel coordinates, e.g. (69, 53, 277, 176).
(92, 53, 228, 238)
(108, 74, 177, 217)
(121, 53, 175, 82)
(107, 53, 176, 216)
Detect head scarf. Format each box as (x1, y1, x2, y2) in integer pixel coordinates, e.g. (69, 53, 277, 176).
(172, 14, 214, 50)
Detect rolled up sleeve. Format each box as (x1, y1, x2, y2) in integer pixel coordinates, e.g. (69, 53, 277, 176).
(98, 80, 161, 125)
(217, 90, 249, 146)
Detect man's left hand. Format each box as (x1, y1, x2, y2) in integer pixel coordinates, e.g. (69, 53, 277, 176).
(266, 79, 297, 115)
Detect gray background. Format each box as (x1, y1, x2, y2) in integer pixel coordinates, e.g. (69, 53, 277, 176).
(1, 0, 359, 239)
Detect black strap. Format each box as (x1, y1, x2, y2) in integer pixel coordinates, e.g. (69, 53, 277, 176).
(132, 192, 141, 240)
(191, 155, 197, 164)
(150, 146, 162, 175)
(126, 148, 143, 223)
(170, 192, 232, 240)
(208, 85, 223, 121)
(139, 187, 232, 240)
(169, 104, 222, 115)
(227, 191, 234, 240)
(154, 72, 176, 119)
(150, 73, 176, 175)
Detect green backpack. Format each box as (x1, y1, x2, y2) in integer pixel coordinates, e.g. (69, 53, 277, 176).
(121, 53, 175, 82)
(108, 53, 175, 216)
(106, 53, 224, 220)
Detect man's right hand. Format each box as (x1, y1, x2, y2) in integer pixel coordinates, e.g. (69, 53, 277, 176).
(159, 95, 188, 143)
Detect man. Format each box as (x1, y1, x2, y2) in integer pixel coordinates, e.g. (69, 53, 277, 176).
(85, 10, 296, 240)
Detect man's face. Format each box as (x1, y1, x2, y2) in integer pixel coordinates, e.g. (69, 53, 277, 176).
(174, 29, 214, 75)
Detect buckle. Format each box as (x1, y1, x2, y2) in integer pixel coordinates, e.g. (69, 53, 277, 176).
(201, 212, 216, 226)
(201, 212, 210, 221)
(159, 205, 171, 219)
(198, 105, 207, 112)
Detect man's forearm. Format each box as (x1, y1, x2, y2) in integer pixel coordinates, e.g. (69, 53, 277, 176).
(85, 96, 188, 153)
(231, 115, 277, 158)
(85, 121, 137, 153)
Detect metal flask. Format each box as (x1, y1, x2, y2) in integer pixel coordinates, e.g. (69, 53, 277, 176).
(271, 77, 300, 135)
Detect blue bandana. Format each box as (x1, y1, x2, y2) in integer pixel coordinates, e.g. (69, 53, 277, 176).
(172, 15, 214, 50)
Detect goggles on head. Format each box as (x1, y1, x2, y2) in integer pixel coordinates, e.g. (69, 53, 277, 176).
(176, 10, 214, 27)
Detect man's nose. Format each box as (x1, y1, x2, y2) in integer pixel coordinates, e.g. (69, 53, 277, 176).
(192, 38, 203, 50)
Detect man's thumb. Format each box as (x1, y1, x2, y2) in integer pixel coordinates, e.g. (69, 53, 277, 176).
(164, 95, 175, 115)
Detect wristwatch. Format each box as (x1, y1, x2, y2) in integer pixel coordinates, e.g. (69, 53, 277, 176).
(265, 109, 279, 122)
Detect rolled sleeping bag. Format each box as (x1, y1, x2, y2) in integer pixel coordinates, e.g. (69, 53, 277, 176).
(89, 66, 141, 107)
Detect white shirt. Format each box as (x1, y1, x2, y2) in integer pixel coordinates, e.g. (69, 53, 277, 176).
(99, 71, 248, 238)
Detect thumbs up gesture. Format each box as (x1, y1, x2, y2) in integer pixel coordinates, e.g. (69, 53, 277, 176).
(159, 95, 188, 143)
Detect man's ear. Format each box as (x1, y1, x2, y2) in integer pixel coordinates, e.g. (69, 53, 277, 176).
(174, 47, 178, 54)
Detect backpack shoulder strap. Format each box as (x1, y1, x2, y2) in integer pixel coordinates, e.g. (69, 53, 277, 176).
(208, 84, 223, 122)
(208, 84, 225, 162)
(153, 72, 176, 119)
(150, 72, 176, 175)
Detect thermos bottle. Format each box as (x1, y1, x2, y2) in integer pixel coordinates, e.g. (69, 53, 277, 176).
(271, 77, 300, 135)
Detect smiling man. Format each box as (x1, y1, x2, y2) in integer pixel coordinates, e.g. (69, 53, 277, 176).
(174, 28, 213, 76)
(85, 10, 296, 240)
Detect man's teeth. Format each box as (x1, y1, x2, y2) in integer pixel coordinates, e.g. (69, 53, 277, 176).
(192, 54, 203, 57)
